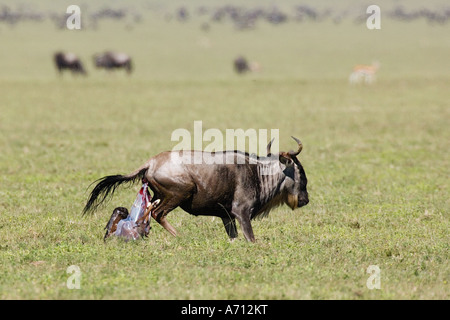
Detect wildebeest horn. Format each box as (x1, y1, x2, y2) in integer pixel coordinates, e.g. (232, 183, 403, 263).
(288, 136, 303, 156)
(266, 138, 275, 156)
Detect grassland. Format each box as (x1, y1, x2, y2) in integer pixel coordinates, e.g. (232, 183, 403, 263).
(0, 1, 448, 300)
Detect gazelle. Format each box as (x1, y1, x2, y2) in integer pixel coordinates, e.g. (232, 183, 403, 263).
(349, 61, 380, 84)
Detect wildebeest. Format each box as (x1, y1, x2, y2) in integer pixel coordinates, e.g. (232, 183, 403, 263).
(233, 56, 261, 74)
(234, 56, 250, 74)
(103, 199, 161, 241)
(94, 51, 132, 73)
(103, 207, 129, 241)
(54, 52, 86, 75)
(83, 137, 308, 242)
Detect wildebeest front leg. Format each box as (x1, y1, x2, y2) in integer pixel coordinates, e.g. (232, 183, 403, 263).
(221, 216, 238, 240)
(232, 205, 255, 242)
(237, 215, 255, 242)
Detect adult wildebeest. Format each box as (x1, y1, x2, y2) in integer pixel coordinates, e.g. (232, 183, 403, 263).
(83, 137, 308, 242)
(234, 56, 261, 74)
(54, 52, 86, 75)
(94, 51, 132, 73)
(234, 56, 250, 74)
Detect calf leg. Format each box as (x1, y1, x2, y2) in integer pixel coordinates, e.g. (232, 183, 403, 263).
(136, 199, 160, 237)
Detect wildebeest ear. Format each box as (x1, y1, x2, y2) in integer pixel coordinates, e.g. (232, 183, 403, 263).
(279, 153, 294, 166)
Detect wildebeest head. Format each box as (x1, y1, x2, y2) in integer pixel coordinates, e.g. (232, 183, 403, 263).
(267, 136, 309, 210)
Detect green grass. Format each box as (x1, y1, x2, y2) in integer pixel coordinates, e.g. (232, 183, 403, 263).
(0, 2, 449, 300)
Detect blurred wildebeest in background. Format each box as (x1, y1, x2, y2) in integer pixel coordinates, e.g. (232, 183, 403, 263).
(234, 56, 261, 74)
(94, 51, 133, 74)
(2, 4, 450, 30)
(54, 52, 86, 75)
(234, 56, 249, 74)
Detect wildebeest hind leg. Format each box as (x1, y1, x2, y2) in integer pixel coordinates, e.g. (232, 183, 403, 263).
(151, 198, 181, 237)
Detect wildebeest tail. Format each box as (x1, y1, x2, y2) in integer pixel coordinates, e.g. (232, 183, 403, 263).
(82, 166, 148, 215)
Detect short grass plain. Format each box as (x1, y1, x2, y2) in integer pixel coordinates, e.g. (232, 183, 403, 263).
(0, 1, 449, 299)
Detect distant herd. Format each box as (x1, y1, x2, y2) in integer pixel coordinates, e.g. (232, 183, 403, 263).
(55, 51, 376, 84)
(54, 51, 132, 75)
(54, 51, 258, 76)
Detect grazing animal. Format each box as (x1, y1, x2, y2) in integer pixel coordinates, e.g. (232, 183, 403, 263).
(234, 56, 250, 74)
(54, 52, 86, 75)
(349, 61, 380, 84)
(234, 56, 261, 74)
(83, 137, 308, 242)
(94, 51, 132, 73)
